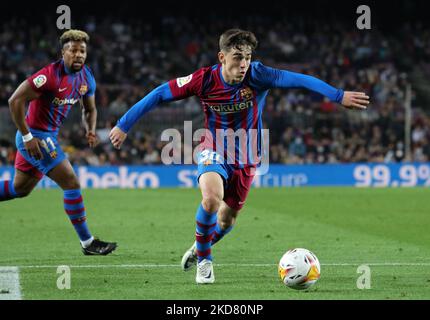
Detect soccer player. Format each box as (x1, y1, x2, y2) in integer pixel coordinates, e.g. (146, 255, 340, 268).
(1, 30, 117, 255)
(109, 29, 369, 283)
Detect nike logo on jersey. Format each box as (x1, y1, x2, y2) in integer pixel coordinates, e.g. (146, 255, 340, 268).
(59, 87, 68, 92)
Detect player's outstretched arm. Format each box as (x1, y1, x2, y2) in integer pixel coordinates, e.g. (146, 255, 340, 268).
(253, 62, 370, 110)
(109, 82, 176, 149)
(110, 70, 201, 149)
(283, 72, 370, 109)
(8, 80, 44, 160)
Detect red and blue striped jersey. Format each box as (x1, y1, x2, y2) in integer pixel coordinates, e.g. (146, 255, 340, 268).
(117, 61, 344, 168)
(167, 61, 343, 167)
(26, 59, 96, 134)
(168, 63, 267, 167)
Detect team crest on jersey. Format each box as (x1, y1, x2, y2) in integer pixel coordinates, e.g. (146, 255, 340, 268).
(49, 150, 58, 159)
(203, 159, 213, 166)
(79, 84, 88, 95)
(176, 74, 193, 88)
(240, 87, 253, 100)
(33, 75, 47, 88)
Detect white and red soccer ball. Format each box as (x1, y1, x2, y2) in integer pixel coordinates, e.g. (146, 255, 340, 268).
(278, 248, 321, 290)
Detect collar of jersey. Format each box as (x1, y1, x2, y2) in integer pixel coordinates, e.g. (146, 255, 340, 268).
(219, 66, 242, 88)
(61, 59, 76, 76)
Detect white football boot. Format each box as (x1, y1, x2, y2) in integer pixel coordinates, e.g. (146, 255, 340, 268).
(196, 259, 215, 284)
(181, 242, 197, 271)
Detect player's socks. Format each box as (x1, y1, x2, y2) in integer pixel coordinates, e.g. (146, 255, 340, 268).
(211, 224, 233, 246)
(63, 189, 93, 245)
(195, 204, 217, 262)
(0, 181, 20, 201)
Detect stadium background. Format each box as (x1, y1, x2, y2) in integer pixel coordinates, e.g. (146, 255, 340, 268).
(1, 0, 430, 302)
(0, 1, 430, 187)
(0, 0, 429, 170)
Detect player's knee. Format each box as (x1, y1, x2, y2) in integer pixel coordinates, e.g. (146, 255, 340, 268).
(13, 186, 32, 198)
(63, 176, 80, 190)
(201, 195, 222, 213)
(12, 182, 33, 198)
(68, 181, 81, 190)
(18, 191, 31, 198)
(218, 218, 234, 230)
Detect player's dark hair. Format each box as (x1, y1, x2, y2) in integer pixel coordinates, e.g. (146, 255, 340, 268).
(219, 29, 258, 52)
(59, 29, 90, 47)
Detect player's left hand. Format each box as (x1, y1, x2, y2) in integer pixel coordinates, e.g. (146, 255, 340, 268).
(341, 91, 370, 110)
(86, 131, 99, 148)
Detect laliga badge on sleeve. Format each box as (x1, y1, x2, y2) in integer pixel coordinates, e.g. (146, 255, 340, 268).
(33, 75, 47, 88)
(176, 74, 193, 88)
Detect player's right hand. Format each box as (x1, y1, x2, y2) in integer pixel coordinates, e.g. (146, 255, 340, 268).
(109, 126, 127, 149)
(25, 138, 44, 160)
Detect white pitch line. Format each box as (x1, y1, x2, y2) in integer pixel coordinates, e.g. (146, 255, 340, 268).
(3, 262, 430, 269)
(0, 267, 22, 300)
(323, 263, 430, 266)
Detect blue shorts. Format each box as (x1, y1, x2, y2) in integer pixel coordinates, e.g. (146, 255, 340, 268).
(15, 129, 66, 176)
(196, 150, 230, 183)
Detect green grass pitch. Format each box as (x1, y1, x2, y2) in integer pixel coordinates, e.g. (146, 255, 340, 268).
(0, 187, 429, 299)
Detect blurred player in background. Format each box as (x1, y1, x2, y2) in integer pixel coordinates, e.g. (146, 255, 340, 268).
(1, 29, 117, 255)
(109, 29, 369, 283)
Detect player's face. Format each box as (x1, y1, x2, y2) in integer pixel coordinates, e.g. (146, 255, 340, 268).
(62, 41, 87, 72)
(219, 45, 252, 84)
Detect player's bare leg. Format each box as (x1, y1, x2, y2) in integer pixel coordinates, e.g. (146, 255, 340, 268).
(210, 166, 254, 245)
(13, 169, 41, 197)
(194, 172, 223, 283)
(211, 201, 239, 245)
(47, 159, 117, 255)
(47, 159, 81, 190)
(199, 172, 224, 213)
(0, 169, 40, 201)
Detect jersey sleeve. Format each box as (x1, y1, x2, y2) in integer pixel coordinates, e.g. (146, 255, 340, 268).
(84, 66, 96, 97)
(116, 68, 205, 133)
(250, 61, 344, 103)
(26, 64, 56, 94)
(116, 82, 175, 133)
(167, 68, 205, 99)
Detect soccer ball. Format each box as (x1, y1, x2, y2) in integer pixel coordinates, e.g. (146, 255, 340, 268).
(278, 248, 321, 290)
